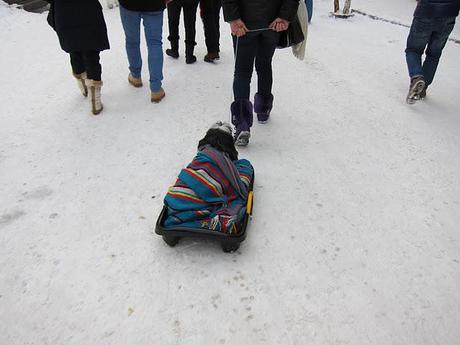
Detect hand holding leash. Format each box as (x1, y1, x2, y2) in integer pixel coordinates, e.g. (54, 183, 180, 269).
(269, 18, 290, 32)
(230, 19, 249, 37)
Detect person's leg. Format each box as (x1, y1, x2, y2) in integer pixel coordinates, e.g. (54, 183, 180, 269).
(120, 6, 142, 79)
(405, 17, 433, 103)
(232, 33, 258, 100)
(405, 17, 432, 80)
(201, 0, 219, 55)
(167, 0, 181, 55)
(69, 52, 85, 75)
(183, 0, 200, 63)
(82, 51, 102, 81)
(142, 11, 165, 99)
(254, 30, 279, 122)
(422, 17, 456, 87)
(214, 0, 221, 52)
(81, 51, 103, 114)
(201, 0, 212, 51)
(69, 52, 88, 97)
(231, 33, 259, 146)
(254, 31, 279, 97)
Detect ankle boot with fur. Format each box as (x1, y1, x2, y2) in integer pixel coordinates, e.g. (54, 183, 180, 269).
(254, 93, 274, 123)
(73, 72, 88, 97)
(85, 79, 103, 115)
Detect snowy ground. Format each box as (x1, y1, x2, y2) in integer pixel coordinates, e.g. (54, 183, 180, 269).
(1, 0, 460, 344)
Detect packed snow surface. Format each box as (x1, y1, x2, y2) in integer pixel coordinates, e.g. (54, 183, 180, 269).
(1, 0, 459, 344)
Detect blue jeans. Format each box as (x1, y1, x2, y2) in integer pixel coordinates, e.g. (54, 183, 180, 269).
(305, 0, 313, 22)
(405, 16, 456, 86)
(120, 6, 164, 92)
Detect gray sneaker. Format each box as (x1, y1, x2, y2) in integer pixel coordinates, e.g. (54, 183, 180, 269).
(235, 130, 251, 147)
(419, 86, 427, 100)
(406, 76, 426, 104)
(231, 99, 253, 147)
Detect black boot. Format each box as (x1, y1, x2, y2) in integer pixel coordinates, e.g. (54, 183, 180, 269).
(204, 52, 220, 63)
(166, 40, 179, 59)
(185, 43, 197, 64)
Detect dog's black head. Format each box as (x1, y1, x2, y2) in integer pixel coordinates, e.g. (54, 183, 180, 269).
(198, 122, 238, 161)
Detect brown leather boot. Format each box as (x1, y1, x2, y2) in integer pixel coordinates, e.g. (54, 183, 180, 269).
(128, 73, 143, 88)
(204, 52, 220, 63)
(151, 87, 165, 103)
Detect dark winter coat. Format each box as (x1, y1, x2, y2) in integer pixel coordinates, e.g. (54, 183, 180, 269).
(119, 0, 166, 12)
(223, 0, 299, 27)
(46, 0, 110, 53)
(414, 0, 460, 18)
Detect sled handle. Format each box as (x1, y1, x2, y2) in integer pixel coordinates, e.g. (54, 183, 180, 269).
(246, 191, 254, 215)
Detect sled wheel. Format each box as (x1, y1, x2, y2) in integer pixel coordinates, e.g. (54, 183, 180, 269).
(221, 241, 240, 253)
(163, 235, 179, 247)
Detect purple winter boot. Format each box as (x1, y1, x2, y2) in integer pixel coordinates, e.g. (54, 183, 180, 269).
(254, 93, 274, 124)
(231, 99, 253, 146)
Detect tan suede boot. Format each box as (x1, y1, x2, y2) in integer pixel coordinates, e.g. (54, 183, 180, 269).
(73, 72, 88, 97)
(151, 87, 165, 103)
(128, 73, 143, 88)
(85, 79, 104, 115)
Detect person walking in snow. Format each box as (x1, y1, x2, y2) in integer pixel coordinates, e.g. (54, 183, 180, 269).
(223, 0, 300, 146)
(200, 0, 222, 62)
(119, 0, 167, 103)
(46, 0, 110, 115)
(405, 0, 460, 104)
(165, 0, 201, 64)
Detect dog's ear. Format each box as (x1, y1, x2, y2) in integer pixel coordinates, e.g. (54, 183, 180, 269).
(198, 129, 238, 161)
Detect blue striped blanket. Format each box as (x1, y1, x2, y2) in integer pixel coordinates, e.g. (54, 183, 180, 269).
(164, 145, 254, 234)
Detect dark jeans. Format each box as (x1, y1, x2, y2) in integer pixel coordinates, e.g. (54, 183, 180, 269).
(200, 0, 221, 53)
(167, 0, 200, 47)
(232, 30, 280, 100)
(405, 16, 456, 86)
(69, 51, 101, 81)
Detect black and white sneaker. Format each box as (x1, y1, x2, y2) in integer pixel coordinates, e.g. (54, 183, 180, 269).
(231, 99, 253, 147)
(419, 86, 427, 100)
(235, 130, 250, 147)
(406, 76, 426, 104)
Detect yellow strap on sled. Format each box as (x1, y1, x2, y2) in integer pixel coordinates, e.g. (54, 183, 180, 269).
(246, 191, 254, 215)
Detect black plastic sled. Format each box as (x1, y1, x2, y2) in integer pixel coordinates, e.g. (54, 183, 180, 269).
(155, 176, 254, 253)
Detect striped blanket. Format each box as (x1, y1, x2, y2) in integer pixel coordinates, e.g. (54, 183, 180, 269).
(164, 145, 254, 234)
